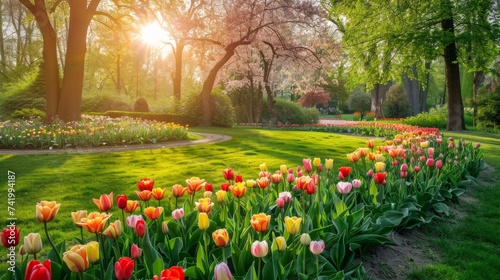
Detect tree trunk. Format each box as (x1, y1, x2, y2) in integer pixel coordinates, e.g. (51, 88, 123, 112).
(199, 41, 250, 126)
(402, 65, 420, 115)
(421, 62, 431, 113)
(441, 0, 464, 131)
(247, 74, 255, 123)
(472, 71, 484, 126)
(19, 0, 60, 123)
(57, 5, 92, 122)
(0, 1, 5, 75)
(370, 83, 391, 118)
(172, 41, 185, 111)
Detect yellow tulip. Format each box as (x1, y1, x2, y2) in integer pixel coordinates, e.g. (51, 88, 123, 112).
(300, 233, 311, 246)
(374, 162, 386, 172)
(325, 159, 334, 170)
(275, 236, 287, 251)
(313, 158, 321, 167)
(284, 216, 302, 235)
(280, 165, 288, 175)
(24, 233, 42, 255)
(259, 163, 267, 172)
(198, 212, 209, 230)
(216, 190, 226, 203)
(103, 220, 122, 239)
(86, 241, 100, 264)
(212, 228, 230, 247)
(374, 154, 385, 162)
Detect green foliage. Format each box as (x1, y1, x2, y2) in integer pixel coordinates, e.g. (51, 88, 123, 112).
(383, 84, 411, 118)
(303, 107, 321, 124)
(81, 94, 131, 112)
(179, 88, 236, 127)
(404, 105, 474, 129)
(476, 87, 500, 129)
(348, 90, 371, 113)
(261, 99, 305, 124)
(134, 97, 150, 112)
(11, 108, 46, 119)
(210, 89, 236, 127)
(0, 65, 46, 118)
(89, 111, 190, 125)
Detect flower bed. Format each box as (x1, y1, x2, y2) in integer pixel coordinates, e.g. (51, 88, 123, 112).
(1, 131, 486, 279)
(0, 115, 189, 149)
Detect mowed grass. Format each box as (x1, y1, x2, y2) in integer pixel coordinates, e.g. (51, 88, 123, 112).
(408, 130, 500, 280)
(0, 127, 499, 279)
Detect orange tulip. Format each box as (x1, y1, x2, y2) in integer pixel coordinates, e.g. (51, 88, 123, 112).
(63, 244, 89, 273)
(36, 201, 61, 223)
(92, 192, 113, 212)
(135, 190, 152, 202)
(195, 198, 214, 213)
(77, 212, 112, 233)
(356, 148, 369, 158)
(250, 213, 271, 233)
(212, 228, 230, 247)
(230, 182, 246, 198)
(151, 188, 167, 201)
(144, 207, 164, 220)
(346, 152, 359, 163)
(172, 184, 187, 198)
(256, 177, 269, 189)
(186, 177, 206, 194)
(124, 200, 140, 213)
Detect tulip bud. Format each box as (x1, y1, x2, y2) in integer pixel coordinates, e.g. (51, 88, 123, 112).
(204, 191, 213, 198)
(235, 175, 243, 183)
(414, 166, 421, 173)
(162, 221, 169, 234)
(215, 262, 233, 280)
(275, 236, 287, 251)
(204, 183, 213, 192)
(426, 158, 434, 167)
(172, 208, 184, 220)
(309, 240, 325, 255)
(86, 241, 100, 264)
(198, 212, 209, 230)
(400, 163, 408, 172)
(116, 195, 128, 209)
(276, 197, 285, 208)
(300, 233, 311, 246)
(474, 142, 480, 149)
(251, 240, 268, 258)
(366, 169, 374, 177)
(220, 183, 231, 191)
(216, 190, 226, 203)
(19, 245, 26, 256)
(135, 220, 146, 237)
(280, 165, 288, 175)
(351, 179, 362, 189)
(436, 160, 443, 169)
(131, 244, 142, 259)
(24, 233, 42, 255)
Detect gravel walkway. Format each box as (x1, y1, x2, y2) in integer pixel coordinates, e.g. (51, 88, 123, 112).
(0, 132, 232, 155)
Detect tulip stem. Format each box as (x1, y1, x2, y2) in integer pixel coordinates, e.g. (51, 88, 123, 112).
(258, 257, 262, 279)
(33, 253, 37, 260)
(44, 221, 62, 265)
(316, 254, 319, 280)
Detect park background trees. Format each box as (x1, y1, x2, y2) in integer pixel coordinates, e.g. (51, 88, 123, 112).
(0, 0, 498, 130)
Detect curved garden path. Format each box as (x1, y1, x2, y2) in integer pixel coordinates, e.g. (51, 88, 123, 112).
(0, 132, 232, 155)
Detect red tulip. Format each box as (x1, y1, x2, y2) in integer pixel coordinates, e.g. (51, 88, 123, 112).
(115, 257, 134, 280)
(135, 220, 146, 237)
(137, 178, 154, 191)
(222, 168, 235, 181)
(25, 259, 51, 280)
(154, 266, 185, 280)
(204, 183, 213, 192)
(235, 175, 243, 183)
(338, 166, 351, 178)
(116, 194, 128, 209)
(373, 172, 387, 185)
(1, 226, 20, 248)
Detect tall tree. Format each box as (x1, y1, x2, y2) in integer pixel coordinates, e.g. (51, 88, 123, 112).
(323, 0, 499, 130)
(19, 0, 104, 122)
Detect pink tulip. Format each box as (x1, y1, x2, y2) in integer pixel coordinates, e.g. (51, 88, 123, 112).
(351, 179, 362, 189)
(303, 158, 312, 173)
(279, 192, 292, 204)
(215, 262, 232, 280)
(309, 240, 325, 255)
(287, 173, 295, 184)
(426, 158, 434, 167)
(414, 166, 421, 173)
(251, 241, 268, 258)
(336, 182, 352, 194)
(436, 160, 443, 169)
(171, 208, 184, 220)
(276, 197, 285, 208)
(125, 215, 144, 228)
(131, 244, 142, 259)
(400, 163, 408, 172)
(366, 169, 374, 177)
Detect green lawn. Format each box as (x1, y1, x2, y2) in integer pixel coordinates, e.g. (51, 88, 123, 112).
(0, 127, 498, 279)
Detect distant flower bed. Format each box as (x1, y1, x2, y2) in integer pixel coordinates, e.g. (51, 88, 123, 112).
(0, 115, 189, 149)
(238, 120, 439, 139)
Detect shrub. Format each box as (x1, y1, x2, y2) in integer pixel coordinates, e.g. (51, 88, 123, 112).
(366, 112, 376, 121)
(303, 107, 321, 124)
(11, 108, 46, 119)
(476, 87, 500, 129)
(383, 84, 411, 118)
(1, 65, 46, 118)
(352, 111, 361, 121)
(261, 99, 306, 125)
(81, 94, 131, 112)
(179, 88, 236, 127)
(134, 97, 150, 112)
(348, 90, 371, 113)
(404, 105, 473, 129)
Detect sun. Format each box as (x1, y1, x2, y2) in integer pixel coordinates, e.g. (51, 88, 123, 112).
(140, 23, 169, 46)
